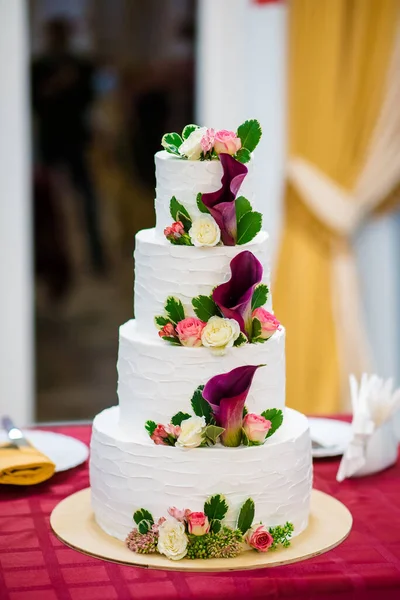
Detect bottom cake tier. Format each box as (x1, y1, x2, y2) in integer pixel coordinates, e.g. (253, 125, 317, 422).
(90, 406, 313, 542)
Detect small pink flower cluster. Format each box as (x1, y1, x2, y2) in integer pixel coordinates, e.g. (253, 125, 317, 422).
(168, 507, 211, 536)
(164, 221, 185, 242)
(125, 528, 158, 554)
(242, 413, 271, 444)
(200, 129, 242, 157)
(150, 423, 181, 446)
(252, 307, 281, 340)
(158, 317, 207, 347)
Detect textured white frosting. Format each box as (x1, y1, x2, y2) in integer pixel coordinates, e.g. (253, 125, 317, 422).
(154, 151, 255, 235)
(90, 406, 312, 542)
(134, 228, 272, 336)
(89, 147, 314, 550)
(117, 320, 285, 438)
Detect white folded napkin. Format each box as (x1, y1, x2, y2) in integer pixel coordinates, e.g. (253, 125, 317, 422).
(337, 374, 400, 482)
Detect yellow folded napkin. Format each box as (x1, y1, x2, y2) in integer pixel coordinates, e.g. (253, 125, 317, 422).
(0, 443, 56, 485)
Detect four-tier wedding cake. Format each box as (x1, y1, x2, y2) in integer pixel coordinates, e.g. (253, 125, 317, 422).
(90, 121, 313, 561)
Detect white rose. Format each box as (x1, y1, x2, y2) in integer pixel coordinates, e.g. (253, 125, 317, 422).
(189, 214, 221, 247)
(201, 316, 241, 355)
(179, 127, 208, 160)
(157, 519, 188, 561)
(176, 416, 206, 448)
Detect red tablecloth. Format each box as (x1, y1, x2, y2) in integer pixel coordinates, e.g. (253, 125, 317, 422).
(1, 422, 400, 600)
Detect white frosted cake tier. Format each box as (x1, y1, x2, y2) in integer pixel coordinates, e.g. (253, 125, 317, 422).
(90, 406, 312, 542)
(134, 228, 271, 336)
(155, 150, 255, 235)
(117, 320, 286, 438)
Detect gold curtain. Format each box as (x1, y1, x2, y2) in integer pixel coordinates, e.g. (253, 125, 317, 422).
(274, 0, 400, 414)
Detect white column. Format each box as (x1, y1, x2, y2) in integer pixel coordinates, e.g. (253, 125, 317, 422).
(0, 0, 33, 424)
(355, 216, 400, 384)
(197, 0, 287, 264)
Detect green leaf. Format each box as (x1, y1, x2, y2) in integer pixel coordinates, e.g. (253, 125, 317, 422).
(171, 412, 191, 426)
(138, 519, 152, 534)
(182, 124, 199, 139)
(162, 144, 181, 157)
(196, 192, 210, 214)
(192, 295, 221, 321)
(154, 315, 172, 329)
(235, 196, 252, 221)
(237, 498, 255, 534)
(162, 132, 183, 149)
(237, 211, 262, 245)
(164, 296, 185, 324)
(191, 385, 214, 424)
(204, 425, 225, 445)
(243, 405, 248, 417)
(170, 196, 191, 222)
(176, 210, 192, 232)
(133, 508, 154, 526)
(145, 420, 157, 436)
(233, 332, 248, 347)
(237, 119, 262, 153)
(261, 408, 284, 438)
(210, 519, 222, 533)
(252, 318, 262, 341)
(251, 284, 269, 310)
(161, 336, 182, 345)
(204, 494, 229, 522)
(235, 148, 251, 163)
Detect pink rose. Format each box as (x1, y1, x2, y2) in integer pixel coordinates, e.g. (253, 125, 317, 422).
(243, 413, 271, 444)
(150, 424, 169, 446)
(246, 525, 274, 552)
(186, 512, 210, 536)
(158, 322, 177, 339)
(165, 423, 181, 438)
(214, 130, 241, 156)
(164, 221, 185, 241)
(167, 507, 191, 522)
(176, 317, 207, 347)
(201, 128, 215, 153)
(252, 307, 280, 340)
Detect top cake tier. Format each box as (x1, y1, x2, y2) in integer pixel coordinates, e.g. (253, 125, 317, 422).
(154, 151, 256, 236)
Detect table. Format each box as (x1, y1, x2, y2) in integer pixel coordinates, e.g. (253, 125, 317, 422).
(1, 423, 400, 600)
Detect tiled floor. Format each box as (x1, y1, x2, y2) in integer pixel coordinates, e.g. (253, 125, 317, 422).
(36, 271, 132, 422)
(35, 164, 155, 422)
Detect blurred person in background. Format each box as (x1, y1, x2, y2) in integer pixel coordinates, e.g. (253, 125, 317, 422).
(32, 17, 106, 280)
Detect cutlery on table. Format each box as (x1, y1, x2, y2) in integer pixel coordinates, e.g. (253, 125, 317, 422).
(1, 416, 31, 448)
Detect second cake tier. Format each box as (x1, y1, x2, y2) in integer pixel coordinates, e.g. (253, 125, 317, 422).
(134, 228, 271, 336)
(117, 320, 286, 439)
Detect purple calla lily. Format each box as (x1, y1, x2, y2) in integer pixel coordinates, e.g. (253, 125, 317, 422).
(201, 153, 248, 245)
(212, 251, 263, 337)
(203, 365, 263, 447)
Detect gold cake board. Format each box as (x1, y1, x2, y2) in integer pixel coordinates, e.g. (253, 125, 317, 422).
(50, 488, 352, 572)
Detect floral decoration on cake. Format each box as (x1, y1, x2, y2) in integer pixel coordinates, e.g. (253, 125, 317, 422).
(161, 119, 262, 164)
(164, 153, 262, 246)
(145, 365, 283, 448)
(126, 494, 293, 561)
(154, 250, 280, 353)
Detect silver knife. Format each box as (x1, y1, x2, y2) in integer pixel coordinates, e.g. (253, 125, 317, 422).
(1, 416, 31, 448)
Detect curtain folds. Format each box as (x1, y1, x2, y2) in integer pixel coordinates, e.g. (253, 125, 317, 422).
(274, 0, 400, 414)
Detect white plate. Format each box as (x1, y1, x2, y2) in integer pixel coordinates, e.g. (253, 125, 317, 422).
(308, 418, 352, 458)
(0, 430, 89, 472)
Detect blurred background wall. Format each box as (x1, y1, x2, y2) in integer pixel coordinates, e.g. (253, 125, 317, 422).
(0, 0, 399, 424)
